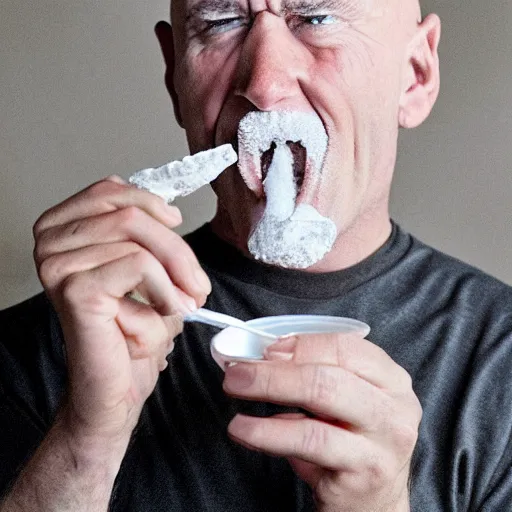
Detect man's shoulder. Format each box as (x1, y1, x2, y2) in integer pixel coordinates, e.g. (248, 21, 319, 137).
(402, 231, 512, 332)
(409, 233, 512, 296)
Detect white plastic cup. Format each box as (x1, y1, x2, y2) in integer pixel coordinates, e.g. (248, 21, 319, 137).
(211, 314, 370, 370)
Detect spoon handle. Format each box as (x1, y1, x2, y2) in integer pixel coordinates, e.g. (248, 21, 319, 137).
(185, 308, 278, 341)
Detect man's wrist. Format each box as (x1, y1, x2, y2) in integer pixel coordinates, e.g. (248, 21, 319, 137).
(56, 407, 133, 478)
(0, 409, 132, 512)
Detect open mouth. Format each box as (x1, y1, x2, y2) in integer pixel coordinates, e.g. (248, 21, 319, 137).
(236, 111, 328, 203)
(261, 141, 307, 190)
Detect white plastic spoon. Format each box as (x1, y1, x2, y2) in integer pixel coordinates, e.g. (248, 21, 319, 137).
(185, 308, 278, 341)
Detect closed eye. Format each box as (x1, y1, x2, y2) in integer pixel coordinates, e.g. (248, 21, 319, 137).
(204, 17, 246, 34)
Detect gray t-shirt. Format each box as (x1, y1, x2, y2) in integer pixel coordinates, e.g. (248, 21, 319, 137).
(1, 222, 511, 510)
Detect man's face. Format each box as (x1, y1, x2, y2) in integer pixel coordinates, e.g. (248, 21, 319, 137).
(167, 0, 428, 245)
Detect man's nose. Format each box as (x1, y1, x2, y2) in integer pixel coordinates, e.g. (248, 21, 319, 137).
(234, 12, 305, 111)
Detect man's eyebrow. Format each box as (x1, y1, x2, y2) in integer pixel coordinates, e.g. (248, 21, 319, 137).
(185, 0, 365, 22)
(186, 0, 244, 21)
(284, 0, 342, 14)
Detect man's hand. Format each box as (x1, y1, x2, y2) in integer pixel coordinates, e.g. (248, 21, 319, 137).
(33, 175, 211, 444)
(0, 176, 211, 511)
(223, 333, 421, 512)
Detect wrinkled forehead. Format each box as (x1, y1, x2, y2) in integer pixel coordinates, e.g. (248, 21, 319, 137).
(172, 0, 381, 20)
(171, 0, 422, 44)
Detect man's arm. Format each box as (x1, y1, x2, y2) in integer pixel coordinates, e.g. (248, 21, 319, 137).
(0, 176, 211, 510)
(1, 409, 129, 511)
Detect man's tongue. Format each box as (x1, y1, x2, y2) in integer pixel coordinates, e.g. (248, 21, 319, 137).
(262, 143, 298, 222)
(248, 141, 338, 269)
(261, 141, 306, 191)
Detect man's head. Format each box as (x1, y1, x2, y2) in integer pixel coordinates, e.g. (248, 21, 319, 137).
(156, 0, 441, 268)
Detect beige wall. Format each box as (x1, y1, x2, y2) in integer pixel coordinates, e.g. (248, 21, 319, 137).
(1, 1, 511, 309)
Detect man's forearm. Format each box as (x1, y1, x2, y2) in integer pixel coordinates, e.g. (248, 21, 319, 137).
(0, 411, 130, 512)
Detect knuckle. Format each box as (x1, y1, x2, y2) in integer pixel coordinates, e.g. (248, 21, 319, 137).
(59, 273, 106, 314)
(334, 336, 350, 367)
(407, 392, 423, 425)
(316, 474, 346, 502)
(308, 365, 339, 408)
(364, 454, 392, 491)
(143, 317, 168, 355)
(86, 179, 119, 198)
(399, 367, 414, 390)
(368, 394, 393, 432)
(262, 366, 277, 399)
(130, 247, 154, 271)
(33, 228, 60, 269)
(59, 273, 86, 303)
(118, 205, 142, 226)
(62, 219, 86, 238)
(33, 212, 49, 238)
(393, 391, 423, 433)
(331, 452, 393, 495)
(37, 254, 63, 288)
(299, 420, 330, 456)
(393, 422, 419, 454)
(33, 241, 46, 268)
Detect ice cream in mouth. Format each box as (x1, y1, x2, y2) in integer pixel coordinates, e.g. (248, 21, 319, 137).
(128, 110, 338, 270)
(261, 142, 307, 190)
(236, 111, 337, 269)
(237, 110, 328, 205)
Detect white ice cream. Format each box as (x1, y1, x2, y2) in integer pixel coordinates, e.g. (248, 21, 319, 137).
(238, 111, 328, 186)
(238, 111, 337, 269)
(128, 144, 237, 203)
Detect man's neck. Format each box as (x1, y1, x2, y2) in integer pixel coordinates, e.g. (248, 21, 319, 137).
(210, 206, 392, 273)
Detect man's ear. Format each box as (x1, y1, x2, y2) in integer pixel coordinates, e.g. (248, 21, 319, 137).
(155, 21, 184, 128)
(399, 14, 441, 129)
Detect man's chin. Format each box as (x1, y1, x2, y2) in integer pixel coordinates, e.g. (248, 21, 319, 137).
(247, 207, 337, 270)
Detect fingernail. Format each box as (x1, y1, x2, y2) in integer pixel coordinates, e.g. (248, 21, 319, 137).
(179, 295, 197, 314)
(266, 336, 297, 353)
(224, 364, 255, 392)
(194, 267, 212, 294)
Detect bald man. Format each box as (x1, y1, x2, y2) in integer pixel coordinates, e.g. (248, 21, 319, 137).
(1, 1, 512, 511)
